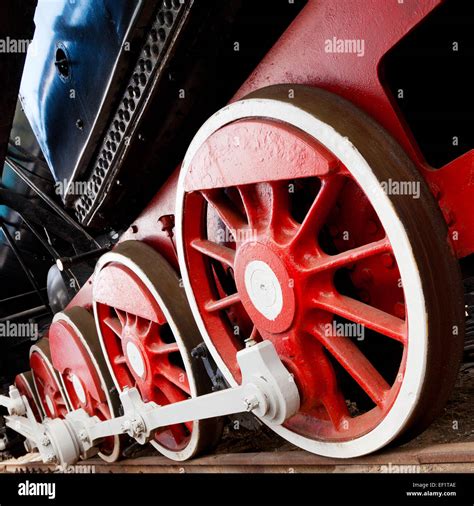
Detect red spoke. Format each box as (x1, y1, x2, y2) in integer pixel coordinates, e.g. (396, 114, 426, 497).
(114, 308, 127, 327)
(249, 325, 260, 341)
(237, 184, 267, 231)
(307, 237, 391, 274)
(202, 189, 247, 233)
(205, 292, 241, 312)
(104, 315, 123, 337)
(148, 342, 180, 355)
(291, 175, 345, 248)
(191, 239, 235, 268)
(314, 327, 390, 406)
(160, 364, 191, 396)
(321, 389, 350, 429)
(313, 293, 407, 344)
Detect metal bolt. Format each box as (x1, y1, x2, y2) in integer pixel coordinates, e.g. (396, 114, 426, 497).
(243, 396, 259, 411)
(45, 455, 57, 464)
(244, 337, 257, 348)
(41, 435, 51, 447)
(79, 431, 88, 443)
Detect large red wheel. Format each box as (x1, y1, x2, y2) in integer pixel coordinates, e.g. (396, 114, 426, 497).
(93, 240, 221, 461)
(14, 371, 43, 422)
(30, 339, 70, 419)
(176, 85, 464, 457)
(49, 307, 122, 462)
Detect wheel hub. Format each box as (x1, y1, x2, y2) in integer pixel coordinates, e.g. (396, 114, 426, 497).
(125, 341, 146, 379)
(235, 242, 295, 333)
(244, 260, 282, 320)
(70, 374, 86, 404)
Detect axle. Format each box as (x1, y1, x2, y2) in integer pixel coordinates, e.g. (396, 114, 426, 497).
(1, 341, 300, 466)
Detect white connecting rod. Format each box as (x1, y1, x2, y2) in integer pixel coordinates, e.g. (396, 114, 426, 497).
(2, 341, 301, 466)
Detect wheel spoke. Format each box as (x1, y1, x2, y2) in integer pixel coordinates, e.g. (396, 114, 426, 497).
(148, 342, 180, 355)
(237, 184, 267, 232)
(291, 175, 345, 248)
(114, 308, 127, 327)
(307, 237, 391, 275)
(313, 327, 390, 406)
(113, 355, 127, 365)
(237, 181, 292, 236)
(321, 388, 350, 429)
(205, 292, 241, 312)
(313, 293, 407, 344)
(202, 189, 247, 233)
(191, 239, 235, 268)
(160, 364, 191, 396)
(103, 315, 123, 338)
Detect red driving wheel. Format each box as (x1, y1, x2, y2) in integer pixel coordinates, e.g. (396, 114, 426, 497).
(30, 338, 70, 419)
(176, 85, 464, 457)
(49, 306, 122, 462)
(93, 240, 221, 460)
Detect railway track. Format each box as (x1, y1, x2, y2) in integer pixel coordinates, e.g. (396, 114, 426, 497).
(3, 442, 474, 474)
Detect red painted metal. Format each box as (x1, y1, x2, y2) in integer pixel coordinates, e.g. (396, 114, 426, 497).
(67, 0, 470, 320)
(48, 316, 116, 456)
(94, 261, 193, 451)
(30, 339, 69, 419)
(233, 0, 473, 258)
(55, 0, 467, 445)
(14, 373, 42, 422)
(181, 118, 406, 440)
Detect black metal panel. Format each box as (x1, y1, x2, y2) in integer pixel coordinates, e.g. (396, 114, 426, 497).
(19, 0, 153, 186)
(0, 0, 37, 169)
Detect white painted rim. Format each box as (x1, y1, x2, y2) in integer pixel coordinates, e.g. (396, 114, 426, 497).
(92, 244, 203, 461)
(52, 310, 122, 463)
(30, 342, 72, 419)
(175, 97, 427, 458)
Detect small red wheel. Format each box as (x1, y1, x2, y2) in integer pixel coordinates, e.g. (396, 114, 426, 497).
(14, 371, 43, 422)
(49, 306, 122, 462)
(93, 240, 221, 460)
(30, 339, 70, 419)
(176, 85, 464, 457)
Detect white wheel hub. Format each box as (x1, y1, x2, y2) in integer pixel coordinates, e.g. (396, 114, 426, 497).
(244, 260, 283, 321)
(70, 374, 86, 404)
(126, 341, 146, 379)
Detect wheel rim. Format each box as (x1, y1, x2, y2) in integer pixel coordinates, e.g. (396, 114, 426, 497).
(93, 241, 219, 460)
(14, 372, 43, 422)
(49, 307, 121, 462)
(176, 85, 463, 457)
(30, 339, 70, 419)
